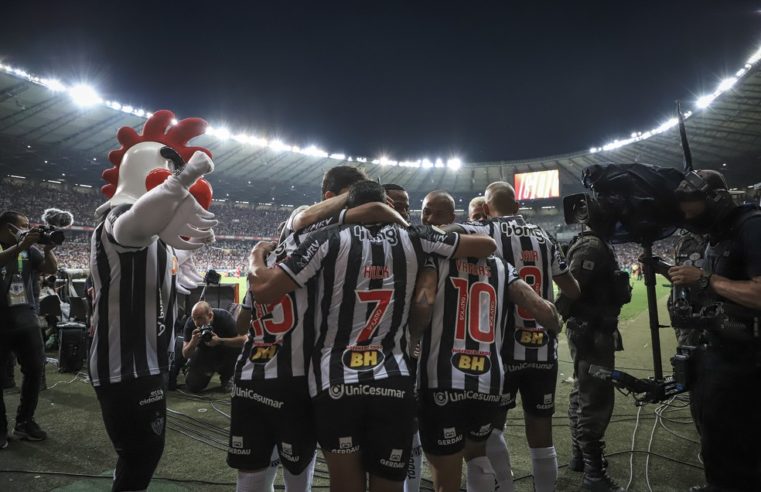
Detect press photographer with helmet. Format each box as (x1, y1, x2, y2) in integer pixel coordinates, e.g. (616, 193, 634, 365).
(181, 300, 246, 393)
(0, 210, 59, 448)
(670, 169, 761, 492)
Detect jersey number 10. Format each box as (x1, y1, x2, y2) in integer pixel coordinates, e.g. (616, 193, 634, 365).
(450, 278, 497, 343)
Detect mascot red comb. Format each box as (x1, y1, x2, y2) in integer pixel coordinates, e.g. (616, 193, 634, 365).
(88, 110, 216, 491)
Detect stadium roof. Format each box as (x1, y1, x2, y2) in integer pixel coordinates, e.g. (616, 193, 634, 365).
(0, 45, 760, 202)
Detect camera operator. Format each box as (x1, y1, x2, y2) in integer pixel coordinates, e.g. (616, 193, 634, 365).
(668, 230, 708, 347)
(0, 211, 58, 448)
(558, 225, 631, 492)
(670, 170, 761, 492)
(181, 301, 245, 393)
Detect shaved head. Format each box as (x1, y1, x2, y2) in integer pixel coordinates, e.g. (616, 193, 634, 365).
(191, 301, 214, 326)
(421, 191, 456, 226)
(484, 181, 519, 217)
(468, 196, 487, 221)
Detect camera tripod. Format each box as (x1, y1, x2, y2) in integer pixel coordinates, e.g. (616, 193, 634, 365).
(589, 240, 689, 405)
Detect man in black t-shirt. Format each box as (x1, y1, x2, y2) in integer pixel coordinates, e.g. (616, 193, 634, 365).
(0, 211, 58, 449)
(182, 301, 246, 392)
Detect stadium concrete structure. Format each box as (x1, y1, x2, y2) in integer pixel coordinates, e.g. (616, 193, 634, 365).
(0, 44, 760, 209)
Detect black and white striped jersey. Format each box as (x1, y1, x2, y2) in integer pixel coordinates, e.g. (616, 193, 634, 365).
(418, 256, 518, 394)
(234, 209, 347, 381)
(88, 206, 178, 386)
(278, 223, 460, 396)
(460, 215, 567, 362)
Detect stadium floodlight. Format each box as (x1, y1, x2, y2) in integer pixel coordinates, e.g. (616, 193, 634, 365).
(329, 153, 346, 160)
(303, 145, 329, 158)
(170, 118, 178, 126)
(135, 108, 145, 117)
(68, 84, 102, 107)
(43, 78, 66, 92)
(717, 77, 737, 92)
(696, 94, 715, 109)
(747, 46, 761, 65)
(434, 158, 444, 168)
(122, 105, 134, 114)
(233, 133, 249, 144)
(447, 158, 462, 170)
(422, 158, 433, 168)
(216, 127, 231, 140)
(268, 139, 290, 152)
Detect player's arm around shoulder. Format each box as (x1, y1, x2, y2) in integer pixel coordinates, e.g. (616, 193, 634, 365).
(454, 233, 496, 259)
(247, 241, 296, 305)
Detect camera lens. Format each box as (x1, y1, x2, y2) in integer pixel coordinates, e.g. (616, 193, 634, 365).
(573, 198, 589, 223)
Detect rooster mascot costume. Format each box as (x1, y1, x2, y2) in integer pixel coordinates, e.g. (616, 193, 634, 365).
(88, 110, 215, 491)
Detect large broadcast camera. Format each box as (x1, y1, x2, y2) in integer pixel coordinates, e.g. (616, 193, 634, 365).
(561, 104, 704, 405)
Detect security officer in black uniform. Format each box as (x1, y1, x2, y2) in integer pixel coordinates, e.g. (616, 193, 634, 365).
(668, 230, 708, 347)
(669, 170, 761, 492)
(558, 227, 631, 492)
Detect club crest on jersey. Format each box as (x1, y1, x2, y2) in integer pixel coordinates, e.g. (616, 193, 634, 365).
(249, 342, 280, 364)
(515, 329, 548, 348)
(451, 351, 491, 376)
(342, 346, 385, 371)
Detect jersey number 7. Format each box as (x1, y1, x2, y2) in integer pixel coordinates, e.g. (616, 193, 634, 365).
(355, 289, 393, 343)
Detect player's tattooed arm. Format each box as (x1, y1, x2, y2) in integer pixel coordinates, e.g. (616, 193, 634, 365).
(247, 241, 298, 304)
(408, 265, 438, 356)
(508, 279, 562, 334)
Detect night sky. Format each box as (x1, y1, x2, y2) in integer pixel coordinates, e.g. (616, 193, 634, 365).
(1, 1, 760, 163)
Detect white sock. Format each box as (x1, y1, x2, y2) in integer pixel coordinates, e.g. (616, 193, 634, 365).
(283, 451, 316, 492)
(404, 431, 422, 492)
(466, 456, 496, 492)
(486, 429, 514, 492)
(237, 468, 276, 492)
(529, 446, 557, 492)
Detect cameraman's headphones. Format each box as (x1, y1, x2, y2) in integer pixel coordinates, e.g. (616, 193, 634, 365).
(676, 170, 730, 202)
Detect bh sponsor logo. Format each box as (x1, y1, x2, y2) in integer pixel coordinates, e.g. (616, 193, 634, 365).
(342, 346, 385, 371)
(451, 351, 491, 376)
(515, 329, 548, 348)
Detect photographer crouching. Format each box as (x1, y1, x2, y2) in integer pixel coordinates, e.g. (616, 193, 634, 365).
(669, 170, 761, 492)
(181, 301, 245, 393)
(0, 211, 59, 448)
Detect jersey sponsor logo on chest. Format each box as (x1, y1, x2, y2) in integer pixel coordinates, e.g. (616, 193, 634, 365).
(450, 349, 492, 376)
(514, 329, 549, 348)
(249, 341, 282, 364)
(342, 345, 385, 371)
